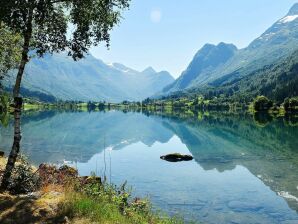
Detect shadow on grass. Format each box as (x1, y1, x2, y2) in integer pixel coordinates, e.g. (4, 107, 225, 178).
(0, 193, 66, 224)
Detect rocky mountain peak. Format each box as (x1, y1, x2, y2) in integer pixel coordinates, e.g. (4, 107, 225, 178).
(287, 3, 298, 16)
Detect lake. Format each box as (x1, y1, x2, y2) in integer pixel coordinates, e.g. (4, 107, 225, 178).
(0, 110, 298, 224)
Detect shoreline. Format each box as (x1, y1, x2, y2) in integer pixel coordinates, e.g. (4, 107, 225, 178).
(0, 155, 184, 224)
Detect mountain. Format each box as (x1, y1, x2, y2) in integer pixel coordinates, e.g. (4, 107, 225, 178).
(142, 66, 157, 75)
(161, 3, 298, 96)
(205, 49, 298, 103)
(163, 43, 238, 93)
(6, 53, 174, 102)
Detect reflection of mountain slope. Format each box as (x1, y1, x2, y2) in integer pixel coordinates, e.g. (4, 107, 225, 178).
(1, 111, 297, 211)
(159, 113, 298, 211)
(0, 111, 173, 164)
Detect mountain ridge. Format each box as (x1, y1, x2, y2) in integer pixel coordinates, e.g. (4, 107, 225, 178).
(160, 3, 298, 97)
(162, 42, 238, 93)
(5, 53, 174, 102)
(288, 3, 298, 15)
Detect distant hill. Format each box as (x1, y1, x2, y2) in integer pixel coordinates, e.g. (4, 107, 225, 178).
(5, 53, 174, 102)
(160, 3, 298, 100)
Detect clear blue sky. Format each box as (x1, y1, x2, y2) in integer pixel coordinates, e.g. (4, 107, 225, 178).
(90, 0, 298, 78)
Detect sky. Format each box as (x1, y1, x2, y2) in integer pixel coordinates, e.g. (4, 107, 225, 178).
(90, 0, 298, 78)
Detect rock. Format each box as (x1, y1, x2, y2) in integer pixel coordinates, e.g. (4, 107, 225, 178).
(160, 153, 193, 162)
(22, 192, 42, 199)
(38, 164, 78, 185)
(0, 151, 4, 157)
(80, 176, 102, 185)
(63, 216, 70, 224)
(59, 165, 78, 177)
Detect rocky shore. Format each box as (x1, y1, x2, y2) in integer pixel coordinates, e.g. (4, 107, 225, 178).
(0, 153, 183, 224)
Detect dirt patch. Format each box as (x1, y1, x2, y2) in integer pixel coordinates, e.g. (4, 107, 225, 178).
(0, 161, 110, 223)
(0, 191, 67, 224)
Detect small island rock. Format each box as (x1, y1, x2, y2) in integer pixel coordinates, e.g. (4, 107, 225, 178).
(160, 153, 193, 162)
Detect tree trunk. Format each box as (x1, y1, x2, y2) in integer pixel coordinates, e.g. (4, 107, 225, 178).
(13, 31, 31, 98)
(0, 97, 22, 191)
(0, 11, 32, 191)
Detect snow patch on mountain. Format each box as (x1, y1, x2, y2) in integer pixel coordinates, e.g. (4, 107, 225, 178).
(279, 15, 298, 23)
(258, 32, 276, 41)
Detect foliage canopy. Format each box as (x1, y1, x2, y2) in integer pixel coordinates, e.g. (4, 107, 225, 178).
(0, 25, 22, 83)
(0, 0, 130, 60)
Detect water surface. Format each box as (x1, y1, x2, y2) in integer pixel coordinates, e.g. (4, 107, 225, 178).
(0, 110, 298, 224)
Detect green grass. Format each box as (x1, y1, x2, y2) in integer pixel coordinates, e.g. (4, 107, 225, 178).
(60, 180, 185, 224)
(23, 103, 42, 110)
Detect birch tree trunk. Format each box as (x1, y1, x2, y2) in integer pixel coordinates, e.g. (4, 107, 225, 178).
(0, 11, 32, 191)
(0, 97, 22, 191)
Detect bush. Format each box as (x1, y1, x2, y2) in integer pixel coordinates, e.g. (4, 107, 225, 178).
(0, 94, 10, 112)
(8, 155, 40, 194)
(283, 97, 298, 112)
(253, 96, 273, 111)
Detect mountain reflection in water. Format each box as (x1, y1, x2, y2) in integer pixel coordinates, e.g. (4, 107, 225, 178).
(0, 110, 297, 223)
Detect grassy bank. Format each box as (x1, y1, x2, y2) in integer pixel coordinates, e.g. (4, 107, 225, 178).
(60, 180, 183, 224)
(0, 155, 184, 224)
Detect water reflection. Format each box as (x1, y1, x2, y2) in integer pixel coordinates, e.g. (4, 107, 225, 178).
(253, 112, 273, 127)
(0, 111, 9, 127)
(0, 110, 173, 164)
(155, 112, 298, 212)
(0, 110, 298, 223)
(284, 114, 298, 127)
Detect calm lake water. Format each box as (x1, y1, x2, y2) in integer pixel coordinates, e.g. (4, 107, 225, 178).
(0, 110, 298, 224)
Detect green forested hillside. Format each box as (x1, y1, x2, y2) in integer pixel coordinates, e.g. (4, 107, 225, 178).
(198, 50, 298, 104)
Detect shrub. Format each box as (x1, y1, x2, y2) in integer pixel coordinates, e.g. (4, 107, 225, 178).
(253, 96, 273, 111)
(8, 155, 40, 194)
(0, 94, 10, 112)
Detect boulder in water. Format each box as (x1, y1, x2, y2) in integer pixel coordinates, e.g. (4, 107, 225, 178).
(160, 153, 193, 162)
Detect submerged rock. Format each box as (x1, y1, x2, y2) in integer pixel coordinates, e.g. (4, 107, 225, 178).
(160, 153, 193, 162)
(0, 151, 4, 157)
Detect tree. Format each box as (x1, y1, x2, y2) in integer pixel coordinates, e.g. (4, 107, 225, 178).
(253, 96, 273, 111)
(283, 97, 298, 112)
(0, 24, 22, 88)
(0, 0, 130, 191)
